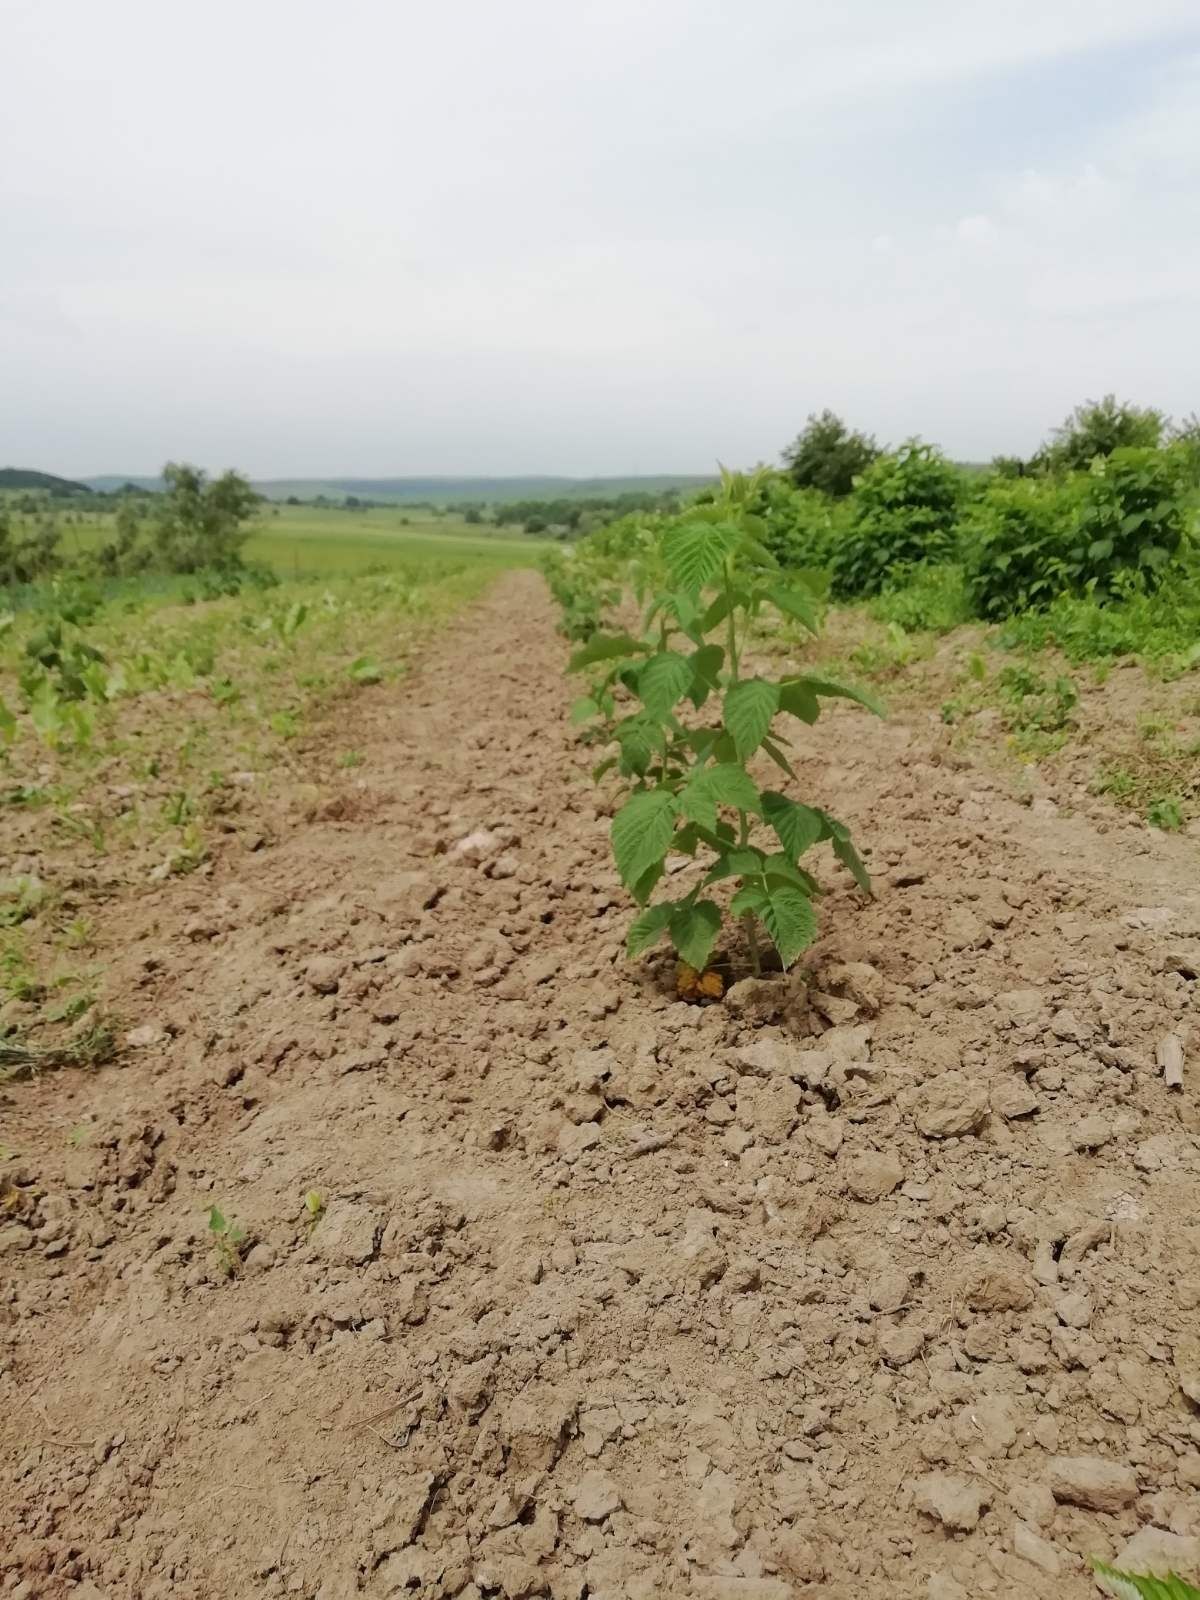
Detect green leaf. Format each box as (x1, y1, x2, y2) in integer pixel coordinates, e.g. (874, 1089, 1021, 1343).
(631, 858, 666, 906)
(723, 678, 779, 760)
(570, 696, 601, 726)
(730, 882, 767, 918)
(615, 713, 665, 776)
(679, 763, 762, 830)
(568, 632, 645, 671)
(669, 899, 722, 970)
(611, 788, 678, 895)
(777, 681, 820, 724)
(761, 791, 826, 859)
(756, 885, 818, 967)
(207, 1205, 226, 1234)
(1093, 1562, 1200, 1600)
(785, 674, 884, 716)
(768, 584, 821, 634)
(662, 519, 739, 592)
(637, 651, 694, 719)
(832, 832, 872, 896)
(687, 643, 725, 707)
(760, 736, 798, 779)
(703, 847, 765, 885)
(0, 699, 15, 745)
(763, 852, 821, 894)
(627, 902, 675, 958)
(591, 755, 617, 783)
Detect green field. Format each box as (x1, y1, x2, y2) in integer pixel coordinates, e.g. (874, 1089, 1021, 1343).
(244, 503, 545, 574)
(9, 499, 547, 585)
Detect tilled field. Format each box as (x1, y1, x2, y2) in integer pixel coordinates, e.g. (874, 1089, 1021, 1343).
(2, 570, 1199, 1599)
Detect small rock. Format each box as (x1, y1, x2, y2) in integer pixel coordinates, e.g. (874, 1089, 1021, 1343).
(125, 1023, 168, 1049)
(1011, 1521, 1061, 1576)
(1113, 1527, 1200, 1581)
(843, 1148, 904, 1203)
(305, 955, 343, 994)
(1054, 1291, 1093, 1329)
(313, 1202, 381, 1266)
(991, 1080, 1039, 1120)
(912, 1071, 989, 1138)
(960, 1260, 1034, 1313)
(573, 1469, 622, 1522)
(869, 1270, 910, 1313)
(1071, 1115, 1113, 1152)
(1045, 1455, 1138, 1513)
(914, 1472, 990, 1532)
(880, 1325, 926, 1366)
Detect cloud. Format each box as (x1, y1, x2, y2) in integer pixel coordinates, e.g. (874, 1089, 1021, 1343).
(2, 0, 1199, 471)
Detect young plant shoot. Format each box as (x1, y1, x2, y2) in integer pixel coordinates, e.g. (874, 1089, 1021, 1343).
(567, 469, 880, 978)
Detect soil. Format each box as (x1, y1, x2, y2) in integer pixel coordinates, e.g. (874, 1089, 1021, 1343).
(3, 570, 1199, 1600)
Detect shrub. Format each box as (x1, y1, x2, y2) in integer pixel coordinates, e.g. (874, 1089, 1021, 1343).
(962, 477, 1078, 619)
(756, 480, 849, 571)
(870, 562, 973, 633)
(830, 442, 962, 598)
(1073, 445, 1192, 597)
(782, 410, 880, 498)
(1035, 393, 1165, 474)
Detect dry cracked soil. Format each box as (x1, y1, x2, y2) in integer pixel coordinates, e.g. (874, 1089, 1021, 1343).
(3, 570, 1200, 1600)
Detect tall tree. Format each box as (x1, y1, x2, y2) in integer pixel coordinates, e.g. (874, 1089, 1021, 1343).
(782, 410, 880, 498)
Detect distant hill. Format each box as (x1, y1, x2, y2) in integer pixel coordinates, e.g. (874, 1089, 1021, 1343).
(0, 467, 92, 496)
(83, 473, 713, 505)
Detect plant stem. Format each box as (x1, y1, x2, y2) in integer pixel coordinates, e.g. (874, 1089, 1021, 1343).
(724, 562, 739, 683)
(744, 914, 762, 976)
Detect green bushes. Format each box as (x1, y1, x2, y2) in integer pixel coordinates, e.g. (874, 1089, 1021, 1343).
(963, 447, 1194, 620)
(757, 481, 850, 571)
(963, 477, 1078, 618)
(1074, 446, 1191, 596)
(830, 442, 963, 599)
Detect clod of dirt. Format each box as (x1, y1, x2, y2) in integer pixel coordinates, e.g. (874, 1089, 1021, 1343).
(305, 954, 343, 993)
(572, 1468, 622, 1522)
(1045, 1455, 1139, 1512)
(914, 1472, 991, 1531)
(842, 1147, 904, 1201)
(311, 1200, 381, 1264)
(1114, 1527, 1200, 1581)
(909, 1070, 989, 1137)
(1011, 1521, 1062, 1576)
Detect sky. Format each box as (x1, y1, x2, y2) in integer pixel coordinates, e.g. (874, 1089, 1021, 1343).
(3, 0, 1200, 479)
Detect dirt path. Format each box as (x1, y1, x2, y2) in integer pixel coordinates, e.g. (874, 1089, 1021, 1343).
(3, 571, 1199, 1600)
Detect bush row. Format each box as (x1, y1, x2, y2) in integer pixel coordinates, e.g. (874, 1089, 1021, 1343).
(738, 441, 1196, 622)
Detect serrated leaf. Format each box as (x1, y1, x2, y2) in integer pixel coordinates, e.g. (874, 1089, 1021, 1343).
(669, 899, 722, 970)
(723, 678, 779, 760)
(570, 696, 600, 726)
(760, 735, 798, 779)
(777, 681, 820, 724)
(703, 847, 765, 885)
(631, 857, 666, 905)
(627, 902, 675, 958)
(762, 792, 826, 859)
(611, 788, 678, 895)
(768, 584, 821, 634)
(1093, 1562, 1200, 1600)
(678, 763, 762, 830)
(688, 643, 725, 707)
(789, 674, 884, 716)
(832, 832, 872, 896)
(568, 632, 646, 671)
(638, 651, 694, 719)
(662, 520, 740, 592)
(730, 882, 767, 917)
(207, 1205, 226, 1234)
(763, 852, 821, 893)
(756, 885, 818, 967)
(615, 713, 665, 776)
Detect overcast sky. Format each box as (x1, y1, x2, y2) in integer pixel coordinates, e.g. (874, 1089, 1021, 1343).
(4, 1, 1200, 478)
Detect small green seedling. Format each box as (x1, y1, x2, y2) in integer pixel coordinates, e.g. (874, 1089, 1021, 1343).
(303, 1189, 325, 1232)
(207, 1204, 247, 1276)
